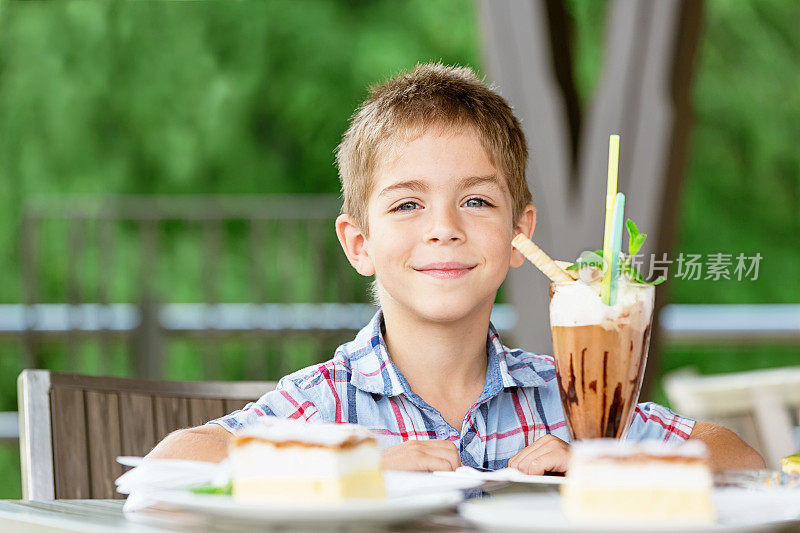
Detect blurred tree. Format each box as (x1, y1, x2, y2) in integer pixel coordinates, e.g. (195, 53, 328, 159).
(0, 0, 480, 302)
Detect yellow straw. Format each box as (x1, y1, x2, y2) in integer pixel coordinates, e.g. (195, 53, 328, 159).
(601, 134, 620, 304)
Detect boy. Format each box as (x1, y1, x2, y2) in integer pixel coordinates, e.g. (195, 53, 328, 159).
(148, 63, 763, 473)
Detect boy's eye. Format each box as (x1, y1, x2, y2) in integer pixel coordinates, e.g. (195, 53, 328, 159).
(463, 197, 492, 208)
(391, 198, 493, 212)
(393, 201, 420, 212)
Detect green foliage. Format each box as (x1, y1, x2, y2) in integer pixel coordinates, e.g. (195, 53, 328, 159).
(672, 0, 800, 304)
(652, 342, 800, 407)
(564, 0, 608, 103)
(0, 0, 481, 303)
(0, 444, 22, 499)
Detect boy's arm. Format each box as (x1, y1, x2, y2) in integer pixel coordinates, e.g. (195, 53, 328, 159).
(142, 372, 325, 463)
(145, 423, 233, 463)
(688, 421, 765, 470)
(509, 421, 766, 475)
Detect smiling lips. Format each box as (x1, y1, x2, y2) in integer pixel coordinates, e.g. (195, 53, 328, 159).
(414, 262, 476, 279)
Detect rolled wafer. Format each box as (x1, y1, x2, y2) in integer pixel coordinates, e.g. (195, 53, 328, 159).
(554, 260, 579, 281)
(512, 234, 574, 283)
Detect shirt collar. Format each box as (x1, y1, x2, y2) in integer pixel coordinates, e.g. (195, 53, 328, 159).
(346, 310, 547, 397)
(488, 320, 548, 390)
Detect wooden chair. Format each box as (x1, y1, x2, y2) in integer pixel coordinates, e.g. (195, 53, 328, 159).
(664, 367, 800, 469)
(17, 369, 276, 500)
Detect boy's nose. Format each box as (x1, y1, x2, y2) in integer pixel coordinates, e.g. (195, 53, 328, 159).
(424, 208, 465, 244)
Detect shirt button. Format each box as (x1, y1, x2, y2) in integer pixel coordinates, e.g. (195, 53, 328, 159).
(435, 427, 448, 438)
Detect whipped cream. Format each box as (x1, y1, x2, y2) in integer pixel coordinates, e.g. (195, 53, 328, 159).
(566, 463, 712, 489)
(549, 279, 654, 330)
(570, 438, 709, 459)
(567, 439, 712, 489)
(236, 415, 375, 446)
(231, 441, 381, 480)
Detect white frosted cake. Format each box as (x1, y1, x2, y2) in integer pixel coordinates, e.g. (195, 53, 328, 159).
(562, 439, 716, 525)
(229, 416, 385, 503)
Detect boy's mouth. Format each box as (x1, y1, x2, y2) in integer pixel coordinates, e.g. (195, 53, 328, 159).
(414, 262, 476, 279)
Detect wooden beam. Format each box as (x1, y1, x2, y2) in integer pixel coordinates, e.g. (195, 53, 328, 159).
(647, 0, 704, 397)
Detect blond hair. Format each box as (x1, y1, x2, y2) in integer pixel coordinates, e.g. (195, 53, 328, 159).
(335, 62, 531, 235)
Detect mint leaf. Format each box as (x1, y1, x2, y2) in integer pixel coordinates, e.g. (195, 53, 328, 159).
(190, 482, 232, 495)
(622, 262, 665, 286)
(626, 219, 647, 257)
(584, 219, 665, 286)
(626, 219, 639, 239)
(630, 234, 646, 257)
(621, 262, 644, 283)
(565, 250, 604, 271)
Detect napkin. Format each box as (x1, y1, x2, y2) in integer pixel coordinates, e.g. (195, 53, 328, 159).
(434, 466, 566, 484)
(115, 456, 230, 512)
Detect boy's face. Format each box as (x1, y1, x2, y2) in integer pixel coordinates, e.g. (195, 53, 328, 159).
(336, 126, 535, 324)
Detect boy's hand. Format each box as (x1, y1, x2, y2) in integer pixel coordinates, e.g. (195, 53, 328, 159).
(508, 435, 570, 475)
(381, 439, 461, 472)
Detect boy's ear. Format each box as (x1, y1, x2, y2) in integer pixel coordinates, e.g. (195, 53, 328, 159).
(335, 214, 376, 277)
(510, 203, 536, 269)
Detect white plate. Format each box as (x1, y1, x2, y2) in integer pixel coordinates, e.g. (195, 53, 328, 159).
(141, 471, 481, 525)
(459, 489, 800, 532)
(383, 470, 484, 496)
(435, 467, 566, 485)
(150, 489, 463, 525)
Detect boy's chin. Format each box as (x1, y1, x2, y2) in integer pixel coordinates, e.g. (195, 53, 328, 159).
(378, 283, 495, 324)
(406, 297, 491, 324)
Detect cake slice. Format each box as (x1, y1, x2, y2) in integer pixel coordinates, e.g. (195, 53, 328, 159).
(229, 416, 385, 503)
(561, 439, 716, 525)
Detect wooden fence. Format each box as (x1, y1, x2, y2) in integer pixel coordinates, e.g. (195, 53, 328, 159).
(17, 195, 374, 381)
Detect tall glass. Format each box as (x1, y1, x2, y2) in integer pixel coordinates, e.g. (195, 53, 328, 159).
(549, 279, 655, 440)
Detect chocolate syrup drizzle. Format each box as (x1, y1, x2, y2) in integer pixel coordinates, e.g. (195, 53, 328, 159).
(555, 323, 652, 440)
(566, 352, 578, 404)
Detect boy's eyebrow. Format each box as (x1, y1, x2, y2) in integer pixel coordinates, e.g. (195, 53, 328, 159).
(457, 174, 503, 190)
(377, 174, 502, 198)
(377, 179, 428, 198)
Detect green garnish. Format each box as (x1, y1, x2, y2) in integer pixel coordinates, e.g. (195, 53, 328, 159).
(566, 219, 665, 285)
(190, 482, 232, 495)
(625, 219, 647, 257)
(565, 250, 604, 271)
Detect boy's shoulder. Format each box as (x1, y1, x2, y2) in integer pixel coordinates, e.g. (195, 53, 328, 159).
(276, 320, 389, 394)
(277, 350, 353, 393)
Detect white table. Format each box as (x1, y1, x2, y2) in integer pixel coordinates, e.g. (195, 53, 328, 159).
(0, 501, 156, 533)
(0, 499, 473, 532)
(3, 493, 798, 533)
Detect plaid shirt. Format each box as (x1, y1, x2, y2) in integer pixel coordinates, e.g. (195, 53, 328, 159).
(210, 310, 695, 469)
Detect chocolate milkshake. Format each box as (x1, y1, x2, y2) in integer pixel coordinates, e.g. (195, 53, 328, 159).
(549, 279, 654, 440)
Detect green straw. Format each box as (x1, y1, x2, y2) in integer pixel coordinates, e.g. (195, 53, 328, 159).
(607, 192, 625, 305)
